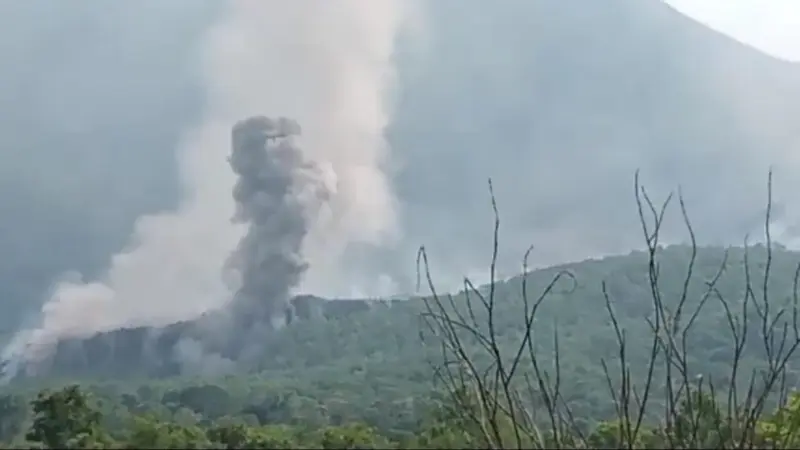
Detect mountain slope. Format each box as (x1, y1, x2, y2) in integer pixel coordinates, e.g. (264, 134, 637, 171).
(9, 244, 800, 424)
(388, 0, 800, 285)
(1, 0, 799, 329)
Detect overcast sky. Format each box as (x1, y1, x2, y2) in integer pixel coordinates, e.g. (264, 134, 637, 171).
(669, 0, 799, 61)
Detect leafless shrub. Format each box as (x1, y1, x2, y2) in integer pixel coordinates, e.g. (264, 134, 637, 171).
(417, 170, 800, 449)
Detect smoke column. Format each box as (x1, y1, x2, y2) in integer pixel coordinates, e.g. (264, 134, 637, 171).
(225, 116, 328, 328)
(1, 0, 408, 379)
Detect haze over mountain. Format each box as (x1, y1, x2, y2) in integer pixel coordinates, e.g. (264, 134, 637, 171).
(668, 0, 800, 62)
(0, 0, 798, 334)
(388, 0, 800, 284)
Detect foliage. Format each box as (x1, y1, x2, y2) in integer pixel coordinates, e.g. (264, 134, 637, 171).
(3, 174, 800, 448)
(412, 173, 800, 448)
(26, 385, 112, 448)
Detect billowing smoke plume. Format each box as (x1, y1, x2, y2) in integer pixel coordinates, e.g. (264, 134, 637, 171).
(1, 0, 410, 380)
(225, 116, 328, 327)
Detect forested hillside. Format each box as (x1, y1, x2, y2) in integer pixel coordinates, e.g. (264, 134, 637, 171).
(5, 232, 800, 447)
(20, 239, 800, 394)
(1, 0, 800, 447)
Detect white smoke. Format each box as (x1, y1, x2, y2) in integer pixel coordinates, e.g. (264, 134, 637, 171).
(1, 0, 411, 377)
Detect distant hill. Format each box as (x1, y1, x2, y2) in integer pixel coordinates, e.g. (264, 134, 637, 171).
(7, 244, 800, 424)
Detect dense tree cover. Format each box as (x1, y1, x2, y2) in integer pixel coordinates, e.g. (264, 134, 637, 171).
(28, 241, 800, 413)
(2, 181, 800, 448)
(1, 379, 800, 448)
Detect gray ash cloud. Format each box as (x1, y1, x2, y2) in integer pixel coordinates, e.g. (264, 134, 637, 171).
(225, 116, 328, 330)
(0, 116, 332, 381)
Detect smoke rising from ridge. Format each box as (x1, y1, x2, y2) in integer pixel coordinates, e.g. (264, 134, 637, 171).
(225, 116, 328, 326)
(1, 0, 409, 377)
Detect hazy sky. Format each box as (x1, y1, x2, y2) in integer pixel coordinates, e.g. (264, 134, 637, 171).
(669, 0, 800, 61)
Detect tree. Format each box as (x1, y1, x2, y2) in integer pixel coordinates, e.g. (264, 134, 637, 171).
(757, 391, 800, 447)
(124, 414, 211, 449)
(162, 384, 233, 420)
(26, 385, 112, 448)
(317, 423, 393, 449)
(207, 423, 297, 449)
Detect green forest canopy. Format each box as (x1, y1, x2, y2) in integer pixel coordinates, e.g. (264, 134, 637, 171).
(4, 242, 800, 447)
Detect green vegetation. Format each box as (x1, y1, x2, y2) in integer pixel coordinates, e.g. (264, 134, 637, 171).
(1, 174, 800, 448)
